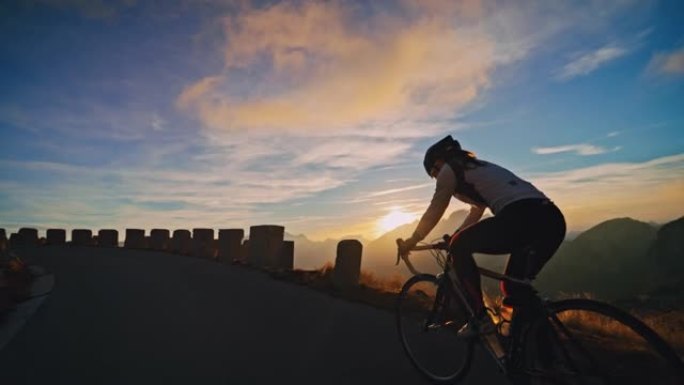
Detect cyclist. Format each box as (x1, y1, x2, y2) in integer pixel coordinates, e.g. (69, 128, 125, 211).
(398, 135, 566, 337)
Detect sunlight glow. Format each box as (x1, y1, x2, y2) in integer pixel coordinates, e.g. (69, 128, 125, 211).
(377, 207, 417, 235)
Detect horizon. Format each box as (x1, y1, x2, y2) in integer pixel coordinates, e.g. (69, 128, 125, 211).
(2, 211, 681, 245)
(1, 1, 683, 242)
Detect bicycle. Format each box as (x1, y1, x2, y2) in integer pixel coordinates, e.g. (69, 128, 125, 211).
(395, 236, 684, 384)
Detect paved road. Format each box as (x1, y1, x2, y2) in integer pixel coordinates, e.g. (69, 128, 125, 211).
(0, 246, 507, 385)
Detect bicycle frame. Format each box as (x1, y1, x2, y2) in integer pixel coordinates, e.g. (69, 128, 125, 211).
(397, 240, 684, 383)
(398, 241, 548, 375)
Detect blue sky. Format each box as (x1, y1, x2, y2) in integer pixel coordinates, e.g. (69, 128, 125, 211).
(1, 0, 683, 240)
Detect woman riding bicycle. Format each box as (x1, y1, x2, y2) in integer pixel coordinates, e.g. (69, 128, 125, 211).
(398, 135, 566, 337)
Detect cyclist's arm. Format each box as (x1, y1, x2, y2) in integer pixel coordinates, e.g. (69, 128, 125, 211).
(410, 166, 456, 242)
(456, 205, 485, 232)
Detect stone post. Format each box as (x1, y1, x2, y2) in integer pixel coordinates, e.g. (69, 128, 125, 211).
(72, 229, 93, 246)
(278, 240, 295, 271)
(98, 230, 119, 247)
(0, 229, 6, 252)
(192, 228, 215, 259)
(150, 229, 170, 251)
(170, 230, 192, 255)
(46, 229, 66, 245)
(240, 240, 249, 263)
(248, 225, 284, 268)
(18, 228, 39, 246)
(9, 233, 23, 248)
(124, 229, 146, 249)
(218, 229, 244, 263)
(333, 240, 363, 289)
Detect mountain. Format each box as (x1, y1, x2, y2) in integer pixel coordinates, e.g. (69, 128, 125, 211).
(645, 216, 684, 289)
(536, 218, 659, 300)
(284, 233, 341, 270)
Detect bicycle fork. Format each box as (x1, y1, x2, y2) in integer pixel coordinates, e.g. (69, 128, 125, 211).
(442, 272, 510, 373)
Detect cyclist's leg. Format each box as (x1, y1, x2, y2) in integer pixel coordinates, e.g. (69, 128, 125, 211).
(502, 200, 566, 298)
(503, 201, 566, 368)
(449, 216, 518, 316)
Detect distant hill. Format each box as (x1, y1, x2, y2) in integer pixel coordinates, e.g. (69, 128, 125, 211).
(535, 217, 679, 301)
(285, 233, 341, 270)
(648, 216, 684, 279)
(644, 216, 684, 298)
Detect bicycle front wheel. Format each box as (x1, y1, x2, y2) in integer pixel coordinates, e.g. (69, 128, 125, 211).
(525, 298, 683, 385)
(396, 274, 474, 384)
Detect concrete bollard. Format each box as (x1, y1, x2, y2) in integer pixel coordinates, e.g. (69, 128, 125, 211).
(248, 225, 284, 268)
(192, 228, 215, 259)
(218, 229, 244, 263)
(72, 229, 93, 246)
(150, 229, 170, 251)
(46, 229, 66, 245)
(240, 240, 249, 263)
(333, 240, 363, 289)
(278, 240, 295, 270)
(170, 230, 192, 255)
(9, 233, 23, 248)
(0, 229, 6, 252)
(18, 228, 39, 246)
(124, 229, 146, 249)
(98, 229, 119, 247)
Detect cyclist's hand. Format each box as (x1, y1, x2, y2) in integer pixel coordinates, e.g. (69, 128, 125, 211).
(397, 236, 418, 257)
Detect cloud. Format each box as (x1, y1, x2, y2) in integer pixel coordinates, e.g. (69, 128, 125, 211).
(177, 1, 502, 133)
(555, 44, 629, 81)
(532, 144, 620, 156)
(531, 154, 684, 229)
(177, 0, 649, 136)
(646, 47, 684, 75)
(367, 183, 433, 198)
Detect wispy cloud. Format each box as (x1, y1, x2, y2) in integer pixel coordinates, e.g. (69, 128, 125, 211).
(531, 153, 684, 229)
(368, 183, 433, 198)
(177, 1, 499, 134)
(555, 44, 629, 81)
(646, 47, 684, 76)
(532, 144, 621, 156)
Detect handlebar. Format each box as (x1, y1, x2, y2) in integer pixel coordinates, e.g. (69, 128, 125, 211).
(395, 236, 534, 286)
(395, 235, 450, 275)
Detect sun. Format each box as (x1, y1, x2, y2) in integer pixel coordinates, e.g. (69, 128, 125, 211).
(377, 207, 417, 235)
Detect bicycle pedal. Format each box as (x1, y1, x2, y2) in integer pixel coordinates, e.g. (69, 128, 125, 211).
(426, 323, 442, 330)
(426, 320, 454, 330)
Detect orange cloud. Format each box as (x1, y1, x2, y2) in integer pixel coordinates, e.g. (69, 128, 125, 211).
(177, 0, 495, 133)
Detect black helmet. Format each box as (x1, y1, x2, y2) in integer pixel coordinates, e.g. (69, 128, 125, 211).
(423, 135, 461, 176)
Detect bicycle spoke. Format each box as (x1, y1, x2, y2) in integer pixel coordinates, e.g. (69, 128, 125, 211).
(397, 274, 474, 383)
(524, 299, 684, 385)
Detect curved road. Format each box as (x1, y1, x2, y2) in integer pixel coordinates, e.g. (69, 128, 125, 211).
(0, 246, 507, 384)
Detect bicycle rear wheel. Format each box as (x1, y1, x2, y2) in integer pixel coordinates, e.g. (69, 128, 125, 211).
(396, 274, 474, 384)
(523, 298, 683, 385)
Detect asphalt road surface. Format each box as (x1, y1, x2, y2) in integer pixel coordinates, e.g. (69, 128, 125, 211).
(0, 246, 507, 385)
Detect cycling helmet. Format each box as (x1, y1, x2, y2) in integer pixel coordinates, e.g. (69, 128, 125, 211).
(423, 135, 461, 176)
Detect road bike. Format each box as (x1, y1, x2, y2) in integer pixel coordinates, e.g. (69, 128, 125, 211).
(395, 236, 683, 384)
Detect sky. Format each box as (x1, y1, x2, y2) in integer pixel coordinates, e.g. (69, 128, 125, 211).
(1, 0, 683, 241)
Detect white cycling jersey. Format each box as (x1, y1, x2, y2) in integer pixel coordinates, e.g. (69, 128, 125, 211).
(413, 161, 547, 240)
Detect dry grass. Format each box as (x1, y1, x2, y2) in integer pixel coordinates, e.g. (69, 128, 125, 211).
(358, 270, 405, 293)
(267, 263, 684, 356)
(484, 290, 684, 356)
